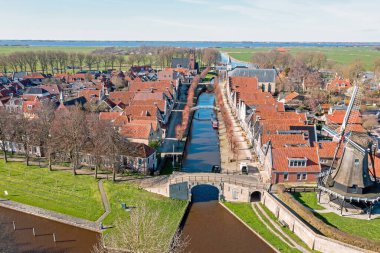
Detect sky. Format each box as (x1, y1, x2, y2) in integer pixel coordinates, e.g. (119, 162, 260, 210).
(0, 0, 379, 42)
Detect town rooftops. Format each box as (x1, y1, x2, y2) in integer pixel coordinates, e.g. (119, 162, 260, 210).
(272, 147, 320, 173)
(120, 123, 152, 139)
(229, 68, 277, 83)
(124, 142, 156, 158)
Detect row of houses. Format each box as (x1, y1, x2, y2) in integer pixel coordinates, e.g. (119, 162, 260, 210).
(224, 68, 368, 185)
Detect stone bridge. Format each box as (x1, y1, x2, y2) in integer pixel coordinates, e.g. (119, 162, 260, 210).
(141, 172, 266, 202)
(190, 105, 220, 112)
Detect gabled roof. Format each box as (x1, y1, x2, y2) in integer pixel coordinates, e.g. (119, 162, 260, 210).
(316, 141, 344, 158)
(229, 68, 276, 83)
(124, 142, 156, 158)
(99, 112, 124, 122)
(24, 87, 50, 95)
(108, 91, 135, 106)
(272, 147, 320, 172)
(262, 133, 309, 149)
(284, 92, 300, 103)
(120, 124, 152, 139)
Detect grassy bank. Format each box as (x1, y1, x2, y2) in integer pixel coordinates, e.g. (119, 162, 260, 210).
(292, 192, 380, 242)
(291, 192, 325, 210)
(102, 181, 187, 244)
(219, 47, 380, 70)
(0, 160, 103, 221)
(224, 202, 298, 253)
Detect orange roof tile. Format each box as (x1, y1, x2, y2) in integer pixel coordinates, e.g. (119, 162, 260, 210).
(272, 147, 320, 172)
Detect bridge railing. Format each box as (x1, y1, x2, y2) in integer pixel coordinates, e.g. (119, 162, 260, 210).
(169, 175, 264, 189)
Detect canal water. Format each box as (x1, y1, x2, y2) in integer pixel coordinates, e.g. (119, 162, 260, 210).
(181, 92, 274, 253)
(182, 92, 220, 173)
(0, 207, 99, 253)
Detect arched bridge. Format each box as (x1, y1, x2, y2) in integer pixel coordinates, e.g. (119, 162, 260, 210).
(141, 172, 266, 202)
(190, 105, 220, 112)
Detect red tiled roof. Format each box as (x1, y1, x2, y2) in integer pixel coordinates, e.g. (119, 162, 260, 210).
(133, 91, 164, 101)
(316, 141, 344, 158)
(78, 89, 101, 102)
(284, 92, 300, 103)
(262, 134, 309, 149)
(108, 91, 135, 106)
(272, 147, 320, 172)
(326, 78, 351, 91)
(24, 72, 45, 79)
(230, 76, 259, 91)
(326, 110, 362, 125)
(125, 142, 156, 158)
(39, 84, 61, 95)
(99, 112, 123, 122)
(120, 124, 152, 139)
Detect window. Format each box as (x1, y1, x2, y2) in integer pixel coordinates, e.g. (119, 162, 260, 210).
(27, 105, 33, 110)
(138, 158, 143, 165)
(302, 173, 307, 180)
(297, 173, 302, 180)
(354, 159, 360, 167)
(288, 158, 307, 167)
(284, 173, 289, 181)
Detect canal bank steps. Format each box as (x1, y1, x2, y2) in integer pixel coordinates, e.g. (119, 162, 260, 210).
(252, 203, 312, 253)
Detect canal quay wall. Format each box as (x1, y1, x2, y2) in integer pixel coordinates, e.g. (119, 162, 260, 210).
(261, 191, 376, 253)
(0, 197, 100, 233)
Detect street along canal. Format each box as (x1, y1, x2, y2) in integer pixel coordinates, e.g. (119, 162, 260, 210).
(181, 92, 275, 253)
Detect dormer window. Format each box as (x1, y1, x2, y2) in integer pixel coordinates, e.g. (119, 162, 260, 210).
(27, 105, 33, 110)
(288, 158, 307, 167)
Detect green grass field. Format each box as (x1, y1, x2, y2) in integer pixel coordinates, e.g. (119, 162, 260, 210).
(224, 202, 299, 253)
(0, 46, 105, 55)
(102, 181, 187, 244)
(314, 212, 380, 242)
(219, 47, 380, 70)
(292, 192, 380, 242)
(0, 160, 104, 221)
(291, 192, 325, 210)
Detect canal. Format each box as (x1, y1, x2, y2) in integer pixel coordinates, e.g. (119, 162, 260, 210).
(0, 207, 99, 252)
(181, 92, 274, 253)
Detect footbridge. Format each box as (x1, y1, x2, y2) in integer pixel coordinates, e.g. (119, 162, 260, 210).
(190, 105, 219, 111)
(141, 172, 266, 202)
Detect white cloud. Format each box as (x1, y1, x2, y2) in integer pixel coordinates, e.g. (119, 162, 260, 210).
(177, 0, 209, 4)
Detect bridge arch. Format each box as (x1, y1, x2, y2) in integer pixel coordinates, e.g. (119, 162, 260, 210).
(190, 184, 220, 202)
(250, 191, 262, 202)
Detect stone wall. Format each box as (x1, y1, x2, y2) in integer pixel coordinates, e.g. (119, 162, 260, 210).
(262, 191, 375, 253)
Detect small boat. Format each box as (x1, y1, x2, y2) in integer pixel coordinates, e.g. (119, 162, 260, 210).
(212, 119, 218, 129)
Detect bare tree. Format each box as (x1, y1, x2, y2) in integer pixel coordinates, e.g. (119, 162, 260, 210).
(109, 54, 117, 70)
(24, 52, 38, 72)
(14, 114, 34, 166)
(52, 106, 88, 175)
(69, 53, 78, 74)
(106, 201, 189, 253)
(85, 54, 96, 71)
(35, 101, 56, 170)
(116, 55, 126, 70)
(0, 56, 8, 74)
(0, 109, 11, 162)
(36, 51, 49, 74)
(77, 53, 86, 71)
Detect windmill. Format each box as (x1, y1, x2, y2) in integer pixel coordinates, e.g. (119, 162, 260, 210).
(318, 84, 380, 218)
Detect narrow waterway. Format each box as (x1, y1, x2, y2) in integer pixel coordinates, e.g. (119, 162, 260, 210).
(0, 207, 99, 252)
(182, 92, 220, 172)
(181, 92, 274, 253)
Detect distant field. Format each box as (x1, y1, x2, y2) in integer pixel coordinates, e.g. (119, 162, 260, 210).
(0, 46, 106, 55)
(219, 47, 380, 70)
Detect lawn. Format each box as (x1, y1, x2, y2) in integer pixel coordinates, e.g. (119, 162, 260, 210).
(219, 47, 380, 70)
(102, 181, 187, 244)
(314, 212, 380, 242)
(292, 192, 325, 210)
(224, 202, 299, 253)
(0, 160, 104, 221)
